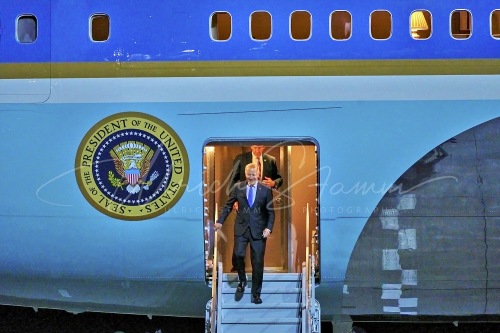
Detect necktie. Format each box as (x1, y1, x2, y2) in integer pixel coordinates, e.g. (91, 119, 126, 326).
(257, 157, 261, 180)
(247, 185, 254, 206)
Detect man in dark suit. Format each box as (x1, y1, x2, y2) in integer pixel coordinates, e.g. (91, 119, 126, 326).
(215, 163, 274, 304)
(227, 145, 283, 272)
(229, 145, 283, 191)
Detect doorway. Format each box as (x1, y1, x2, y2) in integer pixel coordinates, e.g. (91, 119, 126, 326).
(203, 140, 319, 278)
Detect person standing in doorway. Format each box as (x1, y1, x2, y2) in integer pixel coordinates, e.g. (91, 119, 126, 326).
(227, 145, 283, 272)
(215, 163, 274, 304)
(229, 145, 283, 191)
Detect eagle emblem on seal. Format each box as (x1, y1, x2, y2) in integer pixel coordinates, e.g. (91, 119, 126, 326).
(108, 141, 158, 194)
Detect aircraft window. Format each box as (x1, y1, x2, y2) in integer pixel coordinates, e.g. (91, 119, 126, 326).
(410, 10, 432, 40)
(330, 10, 352, 40)
(210, 12, 232, 41)
(250, 11, 272, 41)
(491, 10, 500, 39)
(91, 14, 110, 42)
(451, 10, 472, 39)
(290, 10, 312, 40)
(17, 15, 37, 43)
(370, 10, 392, 40)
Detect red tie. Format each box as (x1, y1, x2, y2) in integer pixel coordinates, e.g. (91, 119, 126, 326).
(257, 157, 261, 180)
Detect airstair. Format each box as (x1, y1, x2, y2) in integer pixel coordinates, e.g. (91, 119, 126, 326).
(206, 262, 320, 333)
(206, 204, 320, 333)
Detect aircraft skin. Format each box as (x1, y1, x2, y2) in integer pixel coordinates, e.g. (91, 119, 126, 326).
(1, 0, 500, 329)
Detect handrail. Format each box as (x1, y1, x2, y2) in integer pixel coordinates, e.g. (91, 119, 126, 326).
(309, 255, 321, 333)
(310, 255, 320, 333)
(311, 229, 317, 273)
(216, 261, 223, 333)
(303, 203, 311, 332)
(304, 202, 320, 333)
(301, 262, 307, 332)
(305, 203, 310, 286)
(210, 203, 219, 333)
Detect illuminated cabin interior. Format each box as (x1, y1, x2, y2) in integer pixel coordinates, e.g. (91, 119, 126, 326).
(451, 10, 472, 39)
(203, 142, 320, 276)
(211, 12, 232, 41)
(410, 10, 431, 39)
(208, 9, 500, 42)
(13, 8, 500, 44)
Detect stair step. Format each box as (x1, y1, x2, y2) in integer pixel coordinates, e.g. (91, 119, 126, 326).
(221, 317, 301, 324)
(221, 291, 301, 304)
(217, 272, 305, 333)
(222, 279, 301, 290)
(220, 323, 301, 333)
(222, 287, 301, 294)
(222, 302, 300, 309)
(221, 273, 302, 290)
(221, 303, 301, 319)
(222, 308, 300, 319)
(222, 273, 301, 281)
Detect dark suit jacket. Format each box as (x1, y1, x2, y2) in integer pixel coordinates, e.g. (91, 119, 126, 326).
(218, 182, 275, 239)
(230, 151, 283, 190)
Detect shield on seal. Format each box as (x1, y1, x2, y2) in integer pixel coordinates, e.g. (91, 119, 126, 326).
(125, 168, 140, 186)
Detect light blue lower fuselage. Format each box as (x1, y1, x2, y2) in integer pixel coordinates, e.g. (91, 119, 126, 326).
(1, 75, 499, 321)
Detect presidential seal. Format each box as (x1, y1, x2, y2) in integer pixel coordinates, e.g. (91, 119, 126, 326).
(75, 112, 189, 220)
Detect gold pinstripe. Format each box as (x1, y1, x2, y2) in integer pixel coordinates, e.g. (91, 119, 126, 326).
(1, 59, 500, 79)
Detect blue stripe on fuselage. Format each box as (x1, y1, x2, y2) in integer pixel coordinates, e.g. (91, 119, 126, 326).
(1, 1, 500, 64)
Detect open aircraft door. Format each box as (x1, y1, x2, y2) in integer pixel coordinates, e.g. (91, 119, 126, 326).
(0, 1, 51, 103)
(203, 140, 320, 277)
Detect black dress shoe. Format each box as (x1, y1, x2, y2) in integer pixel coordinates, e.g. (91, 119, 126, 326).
(237, 281, 247, 292)
(251, 294, 262, 304)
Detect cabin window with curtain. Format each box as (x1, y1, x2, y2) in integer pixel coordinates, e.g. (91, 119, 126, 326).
(290, 11, 312, 40)
(330, 11, 352, 40)
(251, 11, 272, 41)
(91, 14, 110, 42)
(370, 10, 392, 40)
(491, 10, 500, 39)
(410, 10, 432, 39)
(17, 15, 37, 43)
(210, 12, 232, 41)
(451, 10, 472, 39)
